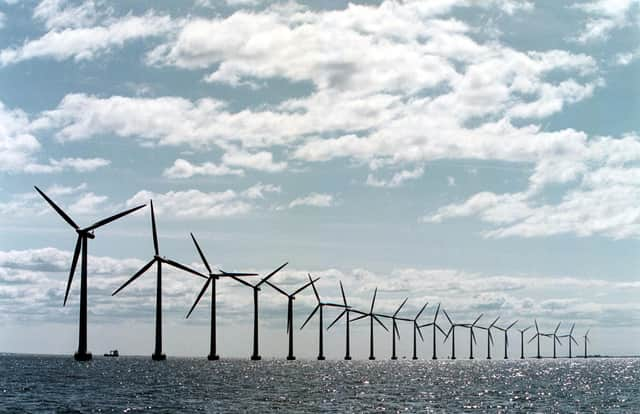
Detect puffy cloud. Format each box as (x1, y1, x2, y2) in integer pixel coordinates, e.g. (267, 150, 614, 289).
(163, 158, 244, 178)
(222, 150, 287, 172)
(1, 12, 175, 65)
(366, 167, 424, 188)
(242, 182, 281, 199)
(33, 0, 99, 30)
(571, 0, 640, 43)
(288, 193, 334, 208)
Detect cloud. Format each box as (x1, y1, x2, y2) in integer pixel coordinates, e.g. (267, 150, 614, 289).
(366, 167, 424, 188)
(571, 0, 640, 43)
(1, 12, 175, 65)
(222, 150, 287, 172)
(68, 192, 108, 215)
(163, 158, 244, 178)
(33, 0, 99, 30)
(288, 193, 334, 208)
(242, 182, 281, 199)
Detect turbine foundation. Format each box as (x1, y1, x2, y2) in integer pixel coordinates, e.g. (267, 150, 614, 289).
(152, 353, 166, 361)
(74, 352, 92, 361)
(207, 354, 220, 361)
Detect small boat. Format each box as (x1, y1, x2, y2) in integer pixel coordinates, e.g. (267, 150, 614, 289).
(103, 350, 119, 357)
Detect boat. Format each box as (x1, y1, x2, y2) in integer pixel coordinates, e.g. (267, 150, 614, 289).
(103, 350, 119, 357)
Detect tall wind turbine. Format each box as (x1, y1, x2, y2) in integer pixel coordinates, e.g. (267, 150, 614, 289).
(518, 325, 532, 359)
(265, 275, 318, 360)
(494, 320, 518, 359)
(559, 323, 579, 359)
(380, 298, 412, 360)
(34, 186, 145, 361)
(410, 302, 428, 360)
(112, 200, 206, 361)
(443, 309, 467, 360)
(419, 303, 447, 360)
(327, 281, 355, 360)
(464, 313, 484, 360)
(528, 320, 543, 359)
(232, 262, 288, 360)
(300, 275, 347, 360)
(543, 322, 562, 359)
(583, 329, 590, 358)
(185, 233, 257, 360)
(481, 316, 499, 359)
(351, 288, 389, 360)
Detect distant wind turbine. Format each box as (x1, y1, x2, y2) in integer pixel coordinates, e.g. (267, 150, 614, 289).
(185, 233, 257, 360)
(410, 302, 428, 360)
(443, 309, 467, 360)
(518, 325, 532, 359)
(583, 329, 590, 358)
(559, 323, 579, 359)
(380, 298, 412, 360)
(265, 275, 318, 360)
(464, 313, 484, 359)
(480, 316, 499, 359)
(494, 320, 518, 359)
(34, 186, 145, 361)
(351, 288, 389, 360)
(112, 200, 205, 361)
(528, 320, 543, 359)
(419, 303, 447, 360)
(543, 322, 562, 359)
(327, 281, 355, 360)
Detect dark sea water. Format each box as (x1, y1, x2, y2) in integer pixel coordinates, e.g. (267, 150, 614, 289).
(1, 355, 638, 413)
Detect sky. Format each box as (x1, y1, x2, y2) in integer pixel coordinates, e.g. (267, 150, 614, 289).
(0, 0, 639, 359)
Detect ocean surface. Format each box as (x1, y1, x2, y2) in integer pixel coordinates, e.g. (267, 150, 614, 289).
(0, 355, 638, 413)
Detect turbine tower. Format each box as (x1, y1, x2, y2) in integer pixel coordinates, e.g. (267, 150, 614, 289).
(327, 281, 355, 360)
(185, 233, 257, 360)
(265, 275, 318, 360)
(481, 316, 499, 359)
(559, 323, 579, 358)
(232, 262, 288, 360)
(34, 186, 145, 361)
(112, 200, 205, 361)
(528, 320, 543, 359)
(494, 320, 518, 359)
(410, 302, 428, 360)
(419, 303, 446, 360)
(351, 287, 389, 360)
(443, 309, 467, 360)
(583, 329, 590, 358)
(380, 298, 411, 360)
(300, 275, 347, 360)
(518, 325, 532, 359)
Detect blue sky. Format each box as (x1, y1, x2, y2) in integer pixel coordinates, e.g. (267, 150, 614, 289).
(0, 0, 639, 359)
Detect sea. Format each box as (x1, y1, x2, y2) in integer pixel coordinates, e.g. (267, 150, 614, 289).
(0, 355, 638, 412)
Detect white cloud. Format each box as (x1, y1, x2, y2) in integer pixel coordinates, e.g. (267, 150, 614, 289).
(366, 167, 425, 188)
(68, 192, 108, 215)
(222, 150, 287, 172)
(163, 158, 244, 178)
(571, 0, 640, 43)
(0, 12, 175, 65)
(288, 193, 334, 208)
(614, 51, 637, 65)
(33, 0, 99, 30)
(242, 182, 281, 199)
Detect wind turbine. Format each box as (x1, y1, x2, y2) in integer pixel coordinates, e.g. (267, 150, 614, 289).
(543, 322, 562, 359)
(327, 281, 355, 360)
(518, 325, 532, 359)
(419, 303, 447, 360)
(300, 275, 347, 360)
(410, 301, 428, 360)
(351, 287, 389, 360)
(559, 323, 579, 359)
(583, 329, 590, 358)
(528, 320, 544, 359)
(443, 309, 467, 360)
(34, 186, 145, 361)
(464, 313, 484, 359)
(232, 262, 288, 360)
(380, 298, 412, 360)
(112, 200, 206, 361)
(494, 320, 518, 359)
(184, 233, 257, 360)
(265, 275, 319, 360)
(480, 316, 499, 359)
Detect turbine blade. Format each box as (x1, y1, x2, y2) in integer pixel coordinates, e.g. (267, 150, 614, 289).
(186, 277, 212, 319)
(370, 287, 378, 313)
(112, 258, 155, 295)
(309, 274, 321, 302)
(339, 280, 347, 306)
(163, 258, 207, 279)
(572, 336, 579, 346)
(471, 329, 477, 345)
(444, 326, 453, 342)
(443, 309, 453, 326)
(84, 204, 146, 232)
(528, 334, 537, 344)
(522, 325, 532, 333)
(555, 336, 562, 345)
(554, 322, 561, 334)
(393, 297, 408, 317)
(350, 313, 368, 322)
(256, 262, 288, 287)
(34, 186, 79, 229)
(229, 275, 254, 288)
(373, 315, 388, 332)
(436, 324, 447, 336)
(570, 323, 575, 335)
(300, 305, 319, 330)
(433, 303, 441, 322)
(472, 313, 483, 327)
(489, 331, 494, 345)
(490, 316, 499, 328)
(507, 320, 518, 330)
(150, 201, 159, 256)
(292, 277, 320, 296)
(394, 321, 400, 339)
(415, 301, 428, 321)
(265, 280, 288, 297)
(190, 233, 211, 274)
(220, 271, 257, 277)
(535, 319, 539, 333)
(327, 309, 346, 330)
(416, 324, 424, 341)
(63, 235, 82, 306)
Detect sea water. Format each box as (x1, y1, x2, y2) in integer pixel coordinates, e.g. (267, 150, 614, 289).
(1, 355, 638, 412)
